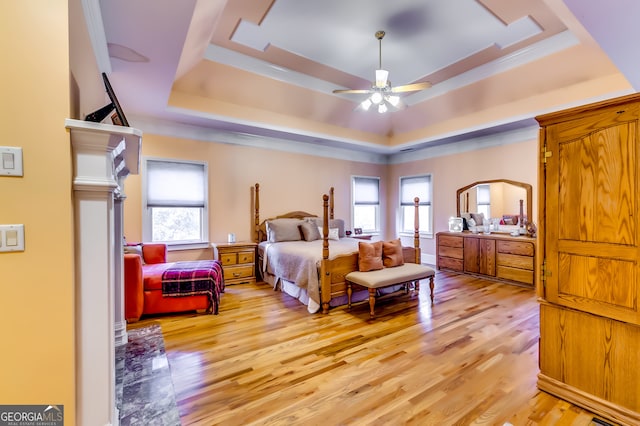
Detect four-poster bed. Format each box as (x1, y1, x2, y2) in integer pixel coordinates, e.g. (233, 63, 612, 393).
(252, 183, 434, 314)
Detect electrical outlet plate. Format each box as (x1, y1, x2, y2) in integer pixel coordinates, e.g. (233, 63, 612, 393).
(0, 224, 25, 252)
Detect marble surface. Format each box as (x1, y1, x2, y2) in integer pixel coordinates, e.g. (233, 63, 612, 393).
(115, 324, 181, 425)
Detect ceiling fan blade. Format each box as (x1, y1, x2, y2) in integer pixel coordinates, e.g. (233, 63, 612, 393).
(333, 88, 373, 94)
(390, 82, 432, 93)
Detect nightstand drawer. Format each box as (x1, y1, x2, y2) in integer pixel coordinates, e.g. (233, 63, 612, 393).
(219, 250, 254, 266)
(220, 253, 237, 266)
(237, 251, 254, 264)
(223, 265, 254, 281)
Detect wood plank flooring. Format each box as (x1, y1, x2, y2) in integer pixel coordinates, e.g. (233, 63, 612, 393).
(129, 271, 616, 425)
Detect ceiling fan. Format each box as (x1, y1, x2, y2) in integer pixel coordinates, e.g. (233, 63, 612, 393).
(333, 30, 432, 113)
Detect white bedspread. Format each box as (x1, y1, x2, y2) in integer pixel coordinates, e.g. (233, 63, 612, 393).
(261, 238, 360, 306)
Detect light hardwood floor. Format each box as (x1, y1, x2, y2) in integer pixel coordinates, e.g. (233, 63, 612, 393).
(129, 271, 616, 425)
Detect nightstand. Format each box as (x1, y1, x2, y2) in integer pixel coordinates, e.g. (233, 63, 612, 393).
(211, 242, 257, 285)
(352, 234, 373, 240)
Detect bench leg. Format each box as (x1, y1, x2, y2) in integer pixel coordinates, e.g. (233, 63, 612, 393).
(429, 276, 434, 303)
(368, 288, 376, 317)
(347, 282, 353, 310)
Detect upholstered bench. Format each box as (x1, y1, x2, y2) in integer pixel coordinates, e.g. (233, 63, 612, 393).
(345, 263, 435, 317)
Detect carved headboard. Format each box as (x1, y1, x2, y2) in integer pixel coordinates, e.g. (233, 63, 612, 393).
(253, 183, 333, 242)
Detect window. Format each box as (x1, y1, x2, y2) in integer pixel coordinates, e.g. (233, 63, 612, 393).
(400, 175, 432, 236)
(143, 159, 208, 246)
(352, 176, 380, 233)
(476, 184, 491, 218)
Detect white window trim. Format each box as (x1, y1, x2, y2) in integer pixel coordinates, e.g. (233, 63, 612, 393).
(398, 173, 433, 239)
(142, 157, 209, 249)
(351, 175, 381, 234)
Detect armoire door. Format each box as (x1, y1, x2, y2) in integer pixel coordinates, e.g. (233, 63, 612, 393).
(542, 101, 640, 325)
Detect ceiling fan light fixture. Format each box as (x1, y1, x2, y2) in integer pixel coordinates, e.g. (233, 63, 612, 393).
(370, 92, 383, 105)
(387, 95, 400, 107)
(375, 69, 389, 88)
(331, 30, 431, 113)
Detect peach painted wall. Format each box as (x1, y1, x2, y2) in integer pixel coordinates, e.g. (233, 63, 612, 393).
(123, 132, 538, 264)
(387, 138, 538, 260)
(123, 133, 387, 259)
(0, 0, 76, 422)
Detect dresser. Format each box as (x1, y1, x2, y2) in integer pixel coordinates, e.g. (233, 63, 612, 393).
(536, 93, 640, 425)
(212, 242, 257, 285)
(436, 231, 535, 287)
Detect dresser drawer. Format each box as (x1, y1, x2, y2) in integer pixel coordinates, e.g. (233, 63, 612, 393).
(223, 264, 254, 281)
(439, 235, 464, 248)
(497, 265, 534, 284)
(496, 252, 534, 270)
(497, 240, 534, 256)
(438, 256, 463, 271)
(439, 245, 463, 259)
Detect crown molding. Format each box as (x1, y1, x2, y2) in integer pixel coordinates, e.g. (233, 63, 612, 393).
(81, 0, 112, 73)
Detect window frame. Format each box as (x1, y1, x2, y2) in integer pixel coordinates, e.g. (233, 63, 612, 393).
(142, 158, 209, 249)
(399, 174, 433, 238)
(351, 175, 381, 235)
(476, 184, 491, 218)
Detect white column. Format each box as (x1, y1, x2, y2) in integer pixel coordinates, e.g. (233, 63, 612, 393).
(113, 184, 128, 347)
(67, 119, 141, 426)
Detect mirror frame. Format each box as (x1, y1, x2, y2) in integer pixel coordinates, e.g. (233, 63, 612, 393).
(456, 179, 532, 222)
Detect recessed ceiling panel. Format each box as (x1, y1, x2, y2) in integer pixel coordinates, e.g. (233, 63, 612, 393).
(231, 0, 542, 85)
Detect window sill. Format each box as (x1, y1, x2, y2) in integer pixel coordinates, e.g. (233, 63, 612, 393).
(166, 241, 211, 251)
(399, 232, 433, 239)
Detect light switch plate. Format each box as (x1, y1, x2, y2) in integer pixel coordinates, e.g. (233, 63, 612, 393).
(0, 224, 24, 252)
(0, 146, 23, 176)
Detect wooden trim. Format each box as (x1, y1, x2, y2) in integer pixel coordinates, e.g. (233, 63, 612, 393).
(538, 374, 640, 426)
(455, 179, 533, 222)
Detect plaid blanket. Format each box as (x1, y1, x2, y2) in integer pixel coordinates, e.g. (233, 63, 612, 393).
(161, 260, 225, 314)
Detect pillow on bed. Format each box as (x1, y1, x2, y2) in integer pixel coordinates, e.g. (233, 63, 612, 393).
(358, 241, 383, 272)
(382, 239, 404, 268)
(299, 221, 321, 241)
(318, 226, 339, 241)
(266, 218, 303, 242)
(470, 212, 485, 226)
(306, 218, 346, 238)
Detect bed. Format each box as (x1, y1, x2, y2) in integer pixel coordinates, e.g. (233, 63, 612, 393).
(253, 183, 426, 314)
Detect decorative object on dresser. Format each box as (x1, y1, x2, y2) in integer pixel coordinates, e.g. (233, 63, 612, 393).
(448, 217, 463, 232)
(536, 93, 640, 426)
(211, 242, 257, 285)
(436, 232, 535, 287)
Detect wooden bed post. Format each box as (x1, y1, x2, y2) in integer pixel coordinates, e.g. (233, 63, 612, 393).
(414, 197, 421, 264)
(322, 194, 329, 260)
(320, 194, 331, 313)
(254, 183, 260, 243)
(329, 187, 334, 220)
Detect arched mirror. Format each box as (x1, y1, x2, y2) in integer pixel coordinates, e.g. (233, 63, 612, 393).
(456, 179, 532, 225)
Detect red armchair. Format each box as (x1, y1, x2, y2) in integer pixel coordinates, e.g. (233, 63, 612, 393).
(124, 243, 210, 322)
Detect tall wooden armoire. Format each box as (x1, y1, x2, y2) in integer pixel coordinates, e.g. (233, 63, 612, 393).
(536, 93, 640, 426)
